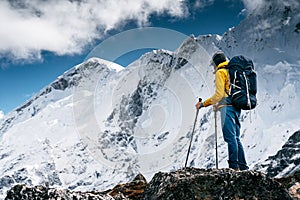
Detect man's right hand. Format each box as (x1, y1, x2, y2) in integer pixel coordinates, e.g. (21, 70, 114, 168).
(195, 102, 203, 109)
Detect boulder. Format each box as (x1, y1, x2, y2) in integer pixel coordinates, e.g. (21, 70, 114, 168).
(143, 168, 292, 200)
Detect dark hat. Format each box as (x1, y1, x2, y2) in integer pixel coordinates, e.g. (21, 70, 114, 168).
(211, 51, 227, 67)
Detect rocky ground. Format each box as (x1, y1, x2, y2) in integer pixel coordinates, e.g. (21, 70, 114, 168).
(5, 168, 300, 200)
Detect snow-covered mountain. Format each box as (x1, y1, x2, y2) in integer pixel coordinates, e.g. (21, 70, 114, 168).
(1, 0, 300, 198)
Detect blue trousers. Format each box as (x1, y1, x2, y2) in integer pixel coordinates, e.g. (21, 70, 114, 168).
(220, 106, 249, 170)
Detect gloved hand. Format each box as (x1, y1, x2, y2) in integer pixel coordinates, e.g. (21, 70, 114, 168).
(195, 102, 204, 109)
(213, 104, 218, 111)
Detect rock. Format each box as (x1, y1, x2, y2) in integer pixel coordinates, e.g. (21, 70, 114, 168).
(142, 168, 292, 200)
(4, 184, 114, 200)
(5, 174, 147, 200)
(276, 170, 300, 200)
(288, 183, 300, 200)
(104, 173, 147, 200)
(5, 169, 296, 200)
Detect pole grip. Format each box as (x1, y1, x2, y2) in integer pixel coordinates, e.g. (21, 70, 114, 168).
(199, 98, 202, 102)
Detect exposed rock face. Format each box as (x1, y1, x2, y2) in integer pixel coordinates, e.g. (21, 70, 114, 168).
(5, 184, 114, 200)
(5, 174, 147, 200)
(263, 130, 300, 178)
(105, 174, 147, 200)
(276, 170, 300, 200)
(5, 168, 297, 200)
(143, 168, 292, 200)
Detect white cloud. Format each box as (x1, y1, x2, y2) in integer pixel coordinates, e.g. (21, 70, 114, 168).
(193, 0, 214, 9)
(0, 0, 187, 61)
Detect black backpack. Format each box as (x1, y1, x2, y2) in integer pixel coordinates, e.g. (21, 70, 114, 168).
(227, 56, 257, 110)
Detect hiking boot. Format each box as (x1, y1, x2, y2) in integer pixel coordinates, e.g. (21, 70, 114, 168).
(239, 164, 249, 171)
(230, 167, 240, 171)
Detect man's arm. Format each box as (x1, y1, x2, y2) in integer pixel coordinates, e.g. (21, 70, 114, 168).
(202, 69, 227, 107)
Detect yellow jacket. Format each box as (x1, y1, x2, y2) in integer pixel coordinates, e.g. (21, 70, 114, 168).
(203, 61, 230, 108)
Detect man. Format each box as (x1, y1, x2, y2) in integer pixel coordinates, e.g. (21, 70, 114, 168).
(196, 51, 249, 170)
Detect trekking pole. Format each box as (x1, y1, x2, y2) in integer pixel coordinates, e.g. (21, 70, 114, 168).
(214, 109, 219, 169)
(185, 98, 202, 168)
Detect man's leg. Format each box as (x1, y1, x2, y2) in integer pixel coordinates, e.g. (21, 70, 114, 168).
(220, 106, 239, 169)
(234, 109, 249, 170)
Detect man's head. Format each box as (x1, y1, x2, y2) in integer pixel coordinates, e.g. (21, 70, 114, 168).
(211, 51, 227, 68)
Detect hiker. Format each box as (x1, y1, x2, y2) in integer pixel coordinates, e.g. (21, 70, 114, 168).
(196, 51, 249, 170)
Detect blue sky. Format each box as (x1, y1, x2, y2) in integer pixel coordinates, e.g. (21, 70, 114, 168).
(0, 0, 259, 115)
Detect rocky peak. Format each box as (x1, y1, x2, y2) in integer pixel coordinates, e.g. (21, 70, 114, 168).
(255, 130, 300, 178)
(197, 0, 300, 64)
